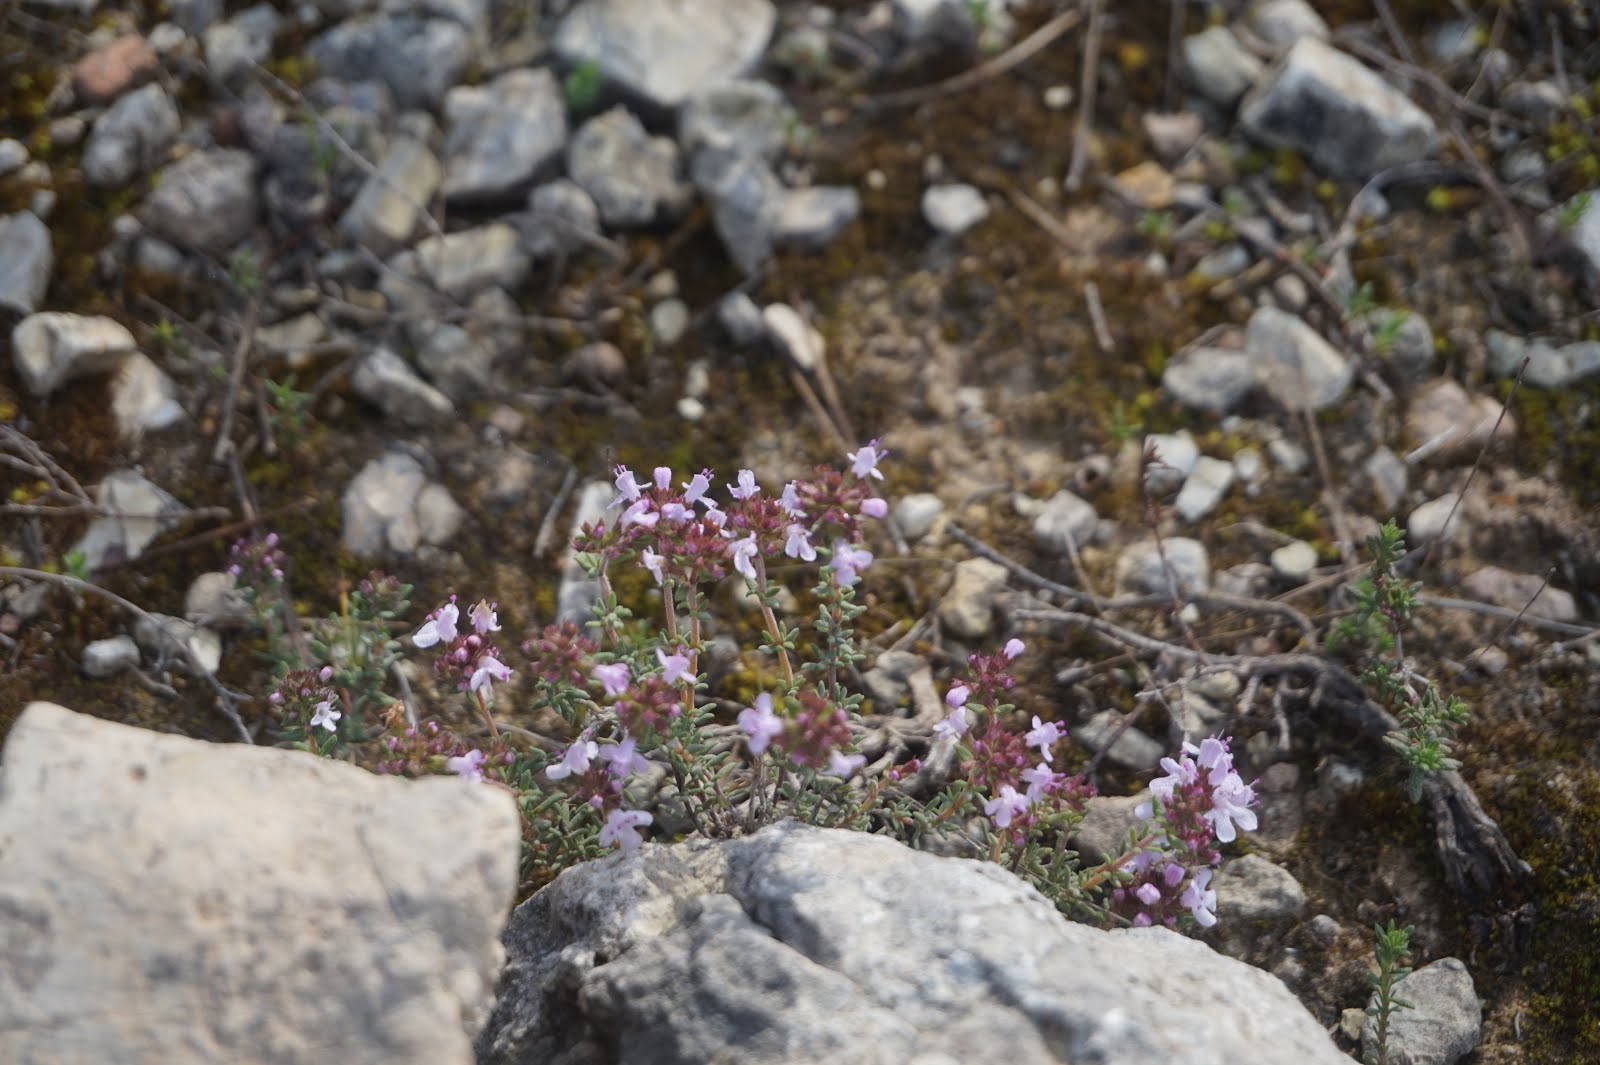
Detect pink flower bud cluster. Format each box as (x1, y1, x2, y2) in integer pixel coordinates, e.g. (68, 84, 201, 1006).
(412, 596, 514, 697)
(268, 665, 339, 734)
(573, 441, 890, 591)
(935, 641, 1094, 843)
(375, 719, 510, 782)
(521, 621, 599, 687)
(737, 690, 860, 773)
(1112, 735, 1260, 929)
(228, 531, 286, 593)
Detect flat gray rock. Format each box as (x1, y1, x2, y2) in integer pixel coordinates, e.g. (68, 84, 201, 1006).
(1362, 957, 1482, 1065)
(1245, 305, 1353, 411)
(202, 2, 281, 82)
(341, 449, 464, 555)
(340, 136, 441, 253)
(936, 556, 1010, 639)
(678, 78, 797, 162)
(110, 350, 184, 437)
(0, 211, 52, 315)
(1182, 26, 1264, 106)
(409, 222, 529, 302)
(518, 179, 602, 259)
(692, 145, 782, 273)
(0, 702, 519, 1065)
(1240, 37, 1440, 178)
(442, 68, 567, 206)
(1244, 0, 1329, 49)
(308, 15, 470, 109)
(569, 106, 694, 228)
(1162, 346, 1256, 414)
(1032, 489, 1098, 555)
(11, 311, 137, 396)
(141, 148, 259, 255)
(350, 346, 454, 426)
(1115, 537, 1211, 595)
(81, 82, 180, 187)
(1174, 454, 1236, 522)
(1557, 189, 1600, 285)
(71, 470, 188, 569)
(476, 823, 1350, 1065)
(554, 0, 777, 113)
(777, 185, 860, 248)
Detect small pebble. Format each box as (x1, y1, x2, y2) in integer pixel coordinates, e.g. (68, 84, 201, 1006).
(1270, 540, 1318, 582)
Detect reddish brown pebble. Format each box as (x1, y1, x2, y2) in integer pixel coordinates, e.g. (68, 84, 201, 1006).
(74, 35, 159, 104)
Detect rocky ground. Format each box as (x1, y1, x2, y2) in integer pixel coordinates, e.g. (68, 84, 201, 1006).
(3, 0, 1600, 1061)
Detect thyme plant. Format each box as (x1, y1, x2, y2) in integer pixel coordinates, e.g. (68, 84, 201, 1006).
(1329, 520, 1470, 801)
(249, 443, 1262, 923)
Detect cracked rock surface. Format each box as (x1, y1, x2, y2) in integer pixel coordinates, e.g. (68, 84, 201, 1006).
(476, 822, 1348, 1065)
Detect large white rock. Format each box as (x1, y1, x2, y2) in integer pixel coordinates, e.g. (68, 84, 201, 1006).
(11, 312, 137, 396)
(554, 0, 777, 113)
(476, 822, 1351, 1065)
(0, 702, 519, 1065)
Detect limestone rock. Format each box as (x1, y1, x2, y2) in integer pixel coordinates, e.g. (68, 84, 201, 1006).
(692, 145, 782, 273)
(81, 635, 140, 677)
(71, 470, 187, 570)
(339, 137, 442, 254)
(1240, 37, 1440, 179)
(308, 15, 470, 110)
(1182, 26, 1264, 107)
(341, 449, 463, 556)
(1115, 537, 1211, 595)
(554, 0, 777, 113)
(82, 82, 181, 188)
(937, 557, 1010, 640)
(922, 182, 988, 236)
(350, 347, 454, 425)
(442, 69, 567, 206)
(476, 822, 1350, 1065)
(110, 351, 184, 437)
(1245, 305, 1353, 411)
(1461, 565, 1579, 623)
(1032, 489, 1098, 556)
(0, 702, 518, 1065)
(778, 185, 860, 249)
(11, 312, 138, 397)
(142, 149, 260, 255)
(409, 223, 529, 303)
(1162, 347, 1255, 414)
(0, 211, 52, 316)
(568, 107, 693, 228)
(678, 79, 796, 163)
(1361, 957, 1482, 1065)
(203, 3, 281, 82)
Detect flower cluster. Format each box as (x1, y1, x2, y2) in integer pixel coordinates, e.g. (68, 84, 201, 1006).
(374, 718, 511, 783)
(738, 689, 863, 776)
(933, 640, 1096, 843)
(229, 530, 285, 586)
(268, 666, 342, 750)
(574, 442, 889, 593)
(413, 597, 513, 698)
(1111, 735, 1260, 928)
(228, 532, 288, 629)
